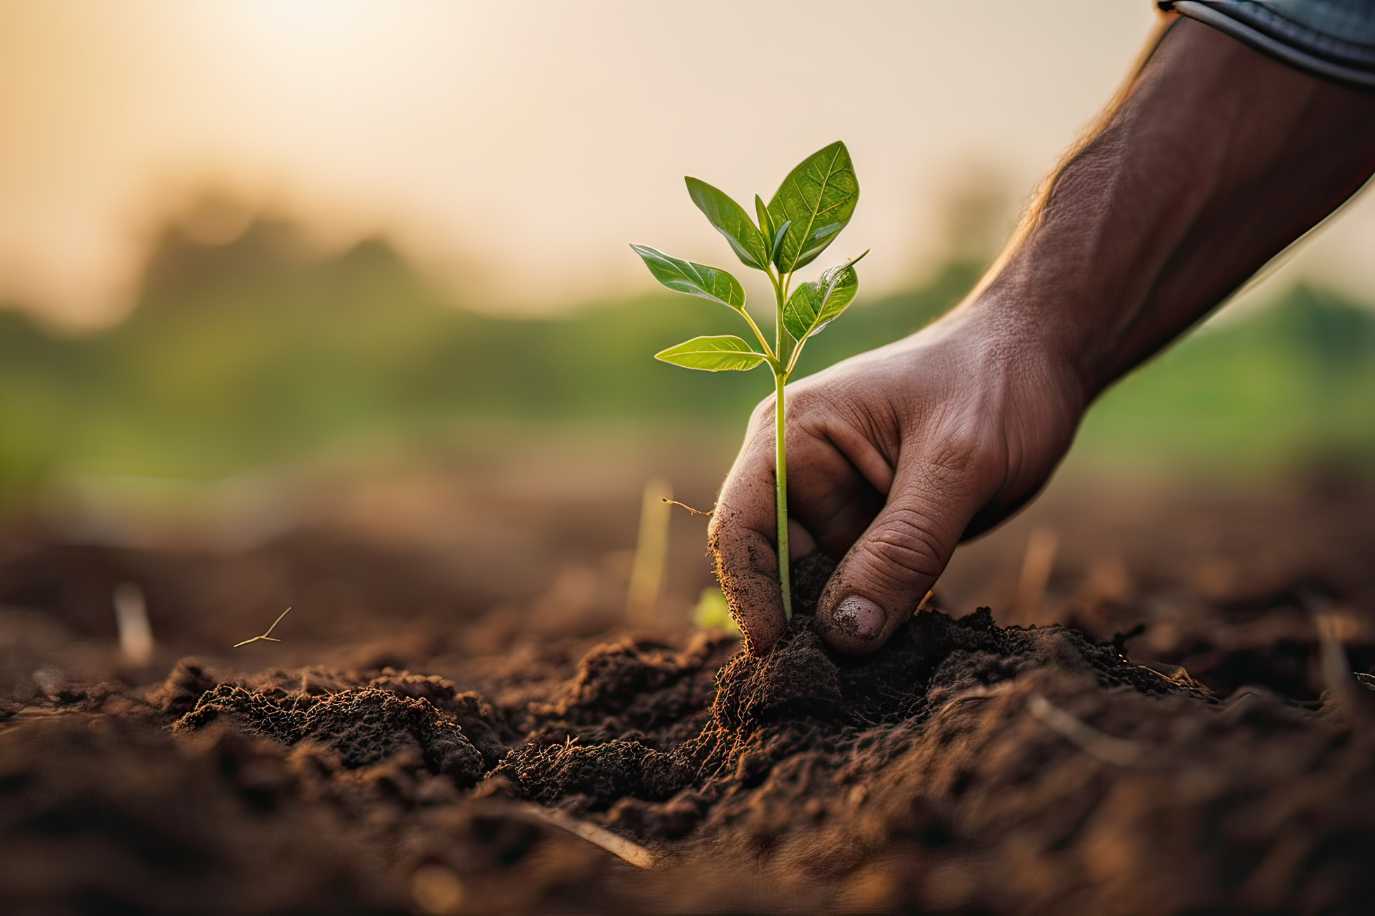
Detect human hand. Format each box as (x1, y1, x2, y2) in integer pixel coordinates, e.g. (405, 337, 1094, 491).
(708, 301, 1085, 654)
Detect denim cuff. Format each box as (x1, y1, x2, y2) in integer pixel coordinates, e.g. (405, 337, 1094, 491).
(1160, 0, 1375, 87)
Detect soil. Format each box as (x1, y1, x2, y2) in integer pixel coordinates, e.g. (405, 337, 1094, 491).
(5, 471, 1375, 914)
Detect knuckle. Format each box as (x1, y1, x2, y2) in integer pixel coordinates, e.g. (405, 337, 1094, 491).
(749, 394, 778, 427)
(928, 428, 983, 476)
(916, 424, 998, 493)
(863, 506, 947, 585)
(786, 384, 825, 415)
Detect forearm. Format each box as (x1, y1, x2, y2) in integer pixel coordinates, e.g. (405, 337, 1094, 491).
(971, 17, 1375, 401)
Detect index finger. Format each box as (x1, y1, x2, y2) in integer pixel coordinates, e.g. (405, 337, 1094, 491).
(708, 445, 786, 655)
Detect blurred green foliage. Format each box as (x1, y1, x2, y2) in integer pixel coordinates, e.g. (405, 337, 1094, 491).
(1, 218, 1372, 501)
(1081, 283, 1375, 468)
(692, 587, 738, 633)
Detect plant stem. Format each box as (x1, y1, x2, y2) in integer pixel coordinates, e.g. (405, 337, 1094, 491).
(785, 335, 807, 375)
(773, 368, 793, 620)
(739, 308, 776, 361)
(770, 264, 793, 621)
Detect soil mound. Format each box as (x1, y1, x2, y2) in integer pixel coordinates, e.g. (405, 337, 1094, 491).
(172, 669, 512, 787)
(11, 549, 1375, 913)
(0, 717, 410, 914)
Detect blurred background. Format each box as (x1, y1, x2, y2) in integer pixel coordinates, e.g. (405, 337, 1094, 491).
(3, 0, 1374, 650)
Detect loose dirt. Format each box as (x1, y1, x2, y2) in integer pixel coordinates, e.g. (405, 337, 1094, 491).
(5, 477, 1375, 914)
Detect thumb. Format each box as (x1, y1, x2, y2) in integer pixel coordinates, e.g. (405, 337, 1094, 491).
(817, 454, 984, 654)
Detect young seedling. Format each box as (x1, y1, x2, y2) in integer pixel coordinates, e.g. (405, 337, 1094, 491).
(632, 141, 865, 620)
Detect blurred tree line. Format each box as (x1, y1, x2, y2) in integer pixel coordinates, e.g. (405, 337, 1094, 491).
(1, 197, 1372, 500)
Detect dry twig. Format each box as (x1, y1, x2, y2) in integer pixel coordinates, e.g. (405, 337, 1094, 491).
(661, 497, 713, 518)
(233, 606, 293, 648)
(1028, 693, 1145, 767)
(1308, 597, 1375, 724)
(515, 802, 658, 869)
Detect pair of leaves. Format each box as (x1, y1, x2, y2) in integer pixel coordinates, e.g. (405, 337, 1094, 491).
(685, 141, 858, 276)
(754, 195, 792, 270)
(633, 141, 863, 373)
(653, 247, 865, 374)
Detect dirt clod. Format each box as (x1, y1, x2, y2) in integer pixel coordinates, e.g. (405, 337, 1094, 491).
(176, 684, 488, 785)
(8, 483, 1375, 913)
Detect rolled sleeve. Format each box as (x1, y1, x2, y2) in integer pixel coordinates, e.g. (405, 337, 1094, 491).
(1159, 1, 1375, 87)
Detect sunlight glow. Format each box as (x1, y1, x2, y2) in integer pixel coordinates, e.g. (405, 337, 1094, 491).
(218, 0, 402, 59)
(5, 0, 1372, 327)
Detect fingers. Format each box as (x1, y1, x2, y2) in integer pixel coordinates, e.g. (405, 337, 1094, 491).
(709, 445, 787, 655)
(786, 444, 885, 560)
(817, 451, 985, 655)
(787, 519, 818, 559)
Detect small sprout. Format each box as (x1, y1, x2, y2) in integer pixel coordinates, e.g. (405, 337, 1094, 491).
(692, 587, 738, 634)
(626, 478, 672, 623)
(233, 605, 293, 648)
(113, 582, 155, 666)
(631, 141, 865, 619)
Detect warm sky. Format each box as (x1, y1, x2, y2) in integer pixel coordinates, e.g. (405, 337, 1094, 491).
(4, 0, 1374, 327)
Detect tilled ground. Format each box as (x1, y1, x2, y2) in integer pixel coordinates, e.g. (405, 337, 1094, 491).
(4, 473, 1375, 914)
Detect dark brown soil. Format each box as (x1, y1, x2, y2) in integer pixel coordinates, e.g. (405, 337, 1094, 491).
(6, 476, 1375, 914)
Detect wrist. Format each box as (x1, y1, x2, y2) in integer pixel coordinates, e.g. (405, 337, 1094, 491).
(952, 280, 1093, 421)
(884, 279, 1087, 507)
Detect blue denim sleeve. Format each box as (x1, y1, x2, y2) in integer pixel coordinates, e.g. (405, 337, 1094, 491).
(1159, 1, 1375, 87)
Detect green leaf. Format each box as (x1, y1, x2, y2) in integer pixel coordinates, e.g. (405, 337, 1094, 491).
(770, 219, 792, 266)
(782, 251, 867, 341)
(630, 244, 745, 310)
(654, 335, 768, 372)
(767, 141, 859, 273)
(754, 194, 774, 245)
(685, 178, 770, 270)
